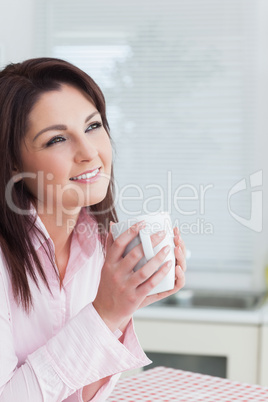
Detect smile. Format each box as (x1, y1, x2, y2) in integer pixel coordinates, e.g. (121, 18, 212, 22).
(70, 168, 100, 181)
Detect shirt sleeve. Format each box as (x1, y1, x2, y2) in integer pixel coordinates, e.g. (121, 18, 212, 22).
(0, 271, 151, 402)
(75, 318, 148, 402)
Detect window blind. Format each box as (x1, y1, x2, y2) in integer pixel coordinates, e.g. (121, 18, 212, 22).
(34, 0, 262, 291)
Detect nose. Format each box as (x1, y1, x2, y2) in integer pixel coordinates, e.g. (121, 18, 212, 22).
(74, 136, 98, 163)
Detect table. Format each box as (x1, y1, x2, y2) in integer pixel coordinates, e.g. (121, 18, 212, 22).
(107, 366, 268, 401)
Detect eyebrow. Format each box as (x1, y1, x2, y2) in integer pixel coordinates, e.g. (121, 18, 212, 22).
(33, 111, 100, 142)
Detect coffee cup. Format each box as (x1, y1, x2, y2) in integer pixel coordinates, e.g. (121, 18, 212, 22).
(111, 212, 175, 295)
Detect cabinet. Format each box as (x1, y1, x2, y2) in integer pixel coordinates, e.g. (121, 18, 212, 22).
(134, 317, 260, 384)
(259, 324, 268, 386)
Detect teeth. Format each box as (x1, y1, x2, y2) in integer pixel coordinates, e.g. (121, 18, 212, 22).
(71, 168, 100, 181)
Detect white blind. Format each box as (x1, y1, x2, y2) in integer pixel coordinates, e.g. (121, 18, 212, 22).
(34, 0, 261, 290)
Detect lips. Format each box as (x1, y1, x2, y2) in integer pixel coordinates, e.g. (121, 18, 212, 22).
(70, 167, 100, 181)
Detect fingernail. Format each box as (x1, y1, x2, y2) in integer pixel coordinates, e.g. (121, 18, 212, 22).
(130, 220, 145, 233)
(163, 260, 172, 273)
(167, 260, 172, 268)
(137, 220, 145, 226)
(157, 230, 166, 237)
(136, 220, 146, 231)
(163, 245, 171, 254)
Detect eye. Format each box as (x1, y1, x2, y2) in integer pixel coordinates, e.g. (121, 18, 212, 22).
(46, 136, 66, 147)
(85, 121, 102, 133)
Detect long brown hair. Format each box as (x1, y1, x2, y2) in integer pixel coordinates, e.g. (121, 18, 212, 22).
(0, 57, 118, 311)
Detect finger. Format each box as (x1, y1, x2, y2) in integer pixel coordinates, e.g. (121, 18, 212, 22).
(109, 220, 146, 262)
(174, 246, 187, 272)
(173, 226, 180, 237)
(132, 244, 171, 288)
(137, 258, 173, 296)
(173, 227, 180, 247)
(148, 265, 185, 302)
(123, 229, 167, 271)
(150, 230, 168, 248)
(174, 265, 186, 289)
(138, 265, 186, 308)
(179, 238, 187, 258)
(173, 231, 187, 259)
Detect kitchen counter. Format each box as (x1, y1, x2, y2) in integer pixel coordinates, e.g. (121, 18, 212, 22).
(135, 303, 264, 325)
(133, 297, 268, 384)
(134, 295, 268, 325)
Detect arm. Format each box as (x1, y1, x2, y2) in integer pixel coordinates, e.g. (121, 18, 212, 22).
(81, 225, 187, 401)
(80, 313, 133, 402)
(0, 272, 150, 402)
(81, 377, 111, 402)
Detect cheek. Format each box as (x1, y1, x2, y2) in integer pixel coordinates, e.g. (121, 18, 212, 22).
(35, 154, 67, 177)
(22, 150, 60, 174)
(44, 157, 68, 179)
(21, 155, 67, 196)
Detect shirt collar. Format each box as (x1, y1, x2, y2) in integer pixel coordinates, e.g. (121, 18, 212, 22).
(28, 206, 51, 251)
(29, 206, 101, 258)
(71, 207, 100, 259)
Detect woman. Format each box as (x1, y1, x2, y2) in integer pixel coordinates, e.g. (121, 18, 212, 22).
(0, 58, 186, 401)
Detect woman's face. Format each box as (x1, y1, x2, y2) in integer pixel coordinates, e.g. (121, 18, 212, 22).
(19, 84, 112, 218)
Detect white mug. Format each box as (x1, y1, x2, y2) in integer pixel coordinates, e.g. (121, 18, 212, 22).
(111, 212, 175, 295)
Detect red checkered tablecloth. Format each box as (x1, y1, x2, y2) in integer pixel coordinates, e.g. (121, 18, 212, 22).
(107, 367, 268, 401)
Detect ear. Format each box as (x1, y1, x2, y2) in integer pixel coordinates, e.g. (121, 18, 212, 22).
(12, 168, 23, 183)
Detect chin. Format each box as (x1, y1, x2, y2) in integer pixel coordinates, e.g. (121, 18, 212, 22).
(85, 189, 110, 208)
(87, 195, 108, 207)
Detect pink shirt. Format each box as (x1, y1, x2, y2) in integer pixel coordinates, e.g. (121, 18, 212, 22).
(0, 208, 151, 401)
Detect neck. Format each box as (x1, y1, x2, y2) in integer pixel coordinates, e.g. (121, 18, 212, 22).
(39, 209, 81, 247)
(38, 208, 82, 282)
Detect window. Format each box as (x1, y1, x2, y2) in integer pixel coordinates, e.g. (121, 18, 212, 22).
(34, 0, 267, 292)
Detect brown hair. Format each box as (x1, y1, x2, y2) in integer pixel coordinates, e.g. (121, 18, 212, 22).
(0, 57, 118, 311)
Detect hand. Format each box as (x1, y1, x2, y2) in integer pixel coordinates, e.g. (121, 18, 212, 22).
(139, 226, 186, 309)
(93, 221, 175, 332)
